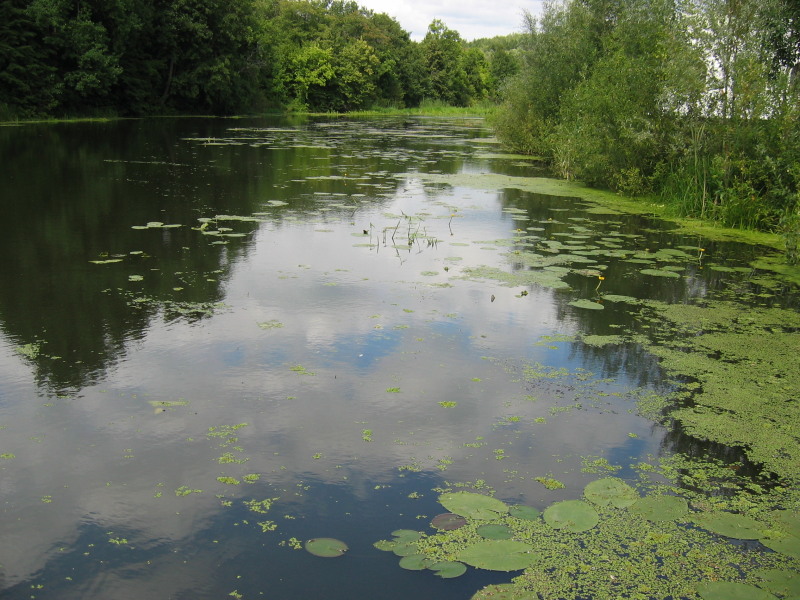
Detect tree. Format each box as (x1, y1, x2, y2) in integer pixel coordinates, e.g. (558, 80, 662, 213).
(421, 19, 469, 105)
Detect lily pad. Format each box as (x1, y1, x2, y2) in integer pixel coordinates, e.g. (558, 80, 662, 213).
(640, 268, 681, 278)
(430, 561, 468, 579)
(583, 478, 638, 508)
(693, 512, 765, 540)
(305, 538, 348, 558)
(754, 569, 800, 597)
(438, 492, 509, 520)
(476, 524, 513, 539)
(761, 533, 800, 559)
(392, 542, 420, 557)
(696, 581, 778, 600)
(391, 529, 423, 541)
(629, 495, 688, 522)
(509, 505, 541, 521)
(398, 554, 431, 570)
(543, 500, 599, 532)
(373, 539, 396, 551)
(568, 299, 604, 310)
(431, 513, 467, 531)
(458, 540, 538, 571)
(602, 294, 639, 303)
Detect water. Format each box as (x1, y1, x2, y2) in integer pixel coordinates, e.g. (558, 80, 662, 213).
(0, 116, 793, 599)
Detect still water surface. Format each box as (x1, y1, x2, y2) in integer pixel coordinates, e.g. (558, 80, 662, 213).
(0, 117, 790, 599)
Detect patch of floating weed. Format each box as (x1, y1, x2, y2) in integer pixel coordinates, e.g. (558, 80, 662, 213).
(15, 342, 41, 359)
(439, 401, 458, 408)
(290, 364, 315, 376)
(640, 300, 800, 480)
(534, 477, 565, 490)
(460, 266, 571, 290)
(640, 268, 681, 278)
(381, 475, 799, 600)
(175, 486, 202, 496)
(580, 334, 625, 346)
(257, 320, 283, 329)
(568, 299, 604, 310)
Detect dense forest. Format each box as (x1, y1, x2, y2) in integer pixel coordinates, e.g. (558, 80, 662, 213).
(0, 0, 519, 117)
(495, 0, 800, 255)
(1, 0, 798, 255)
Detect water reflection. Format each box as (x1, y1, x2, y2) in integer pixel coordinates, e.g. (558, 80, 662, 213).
(0, 116, 794, 599)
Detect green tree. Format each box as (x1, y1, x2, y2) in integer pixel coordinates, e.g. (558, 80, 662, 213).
(0, 0, 58, 117)
(421, 19, 469, 105)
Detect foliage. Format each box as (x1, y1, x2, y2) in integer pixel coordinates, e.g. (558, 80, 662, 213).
(495, 0, 800, 256)
(3, 0, 496, 118)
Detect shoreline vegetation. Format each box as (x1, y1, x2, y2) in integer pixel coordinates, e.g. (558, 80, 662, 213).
(3, 0, 797, 262)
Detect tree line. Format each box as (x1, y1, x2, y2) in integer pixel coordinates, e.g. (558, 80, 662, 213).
(494, 0, 799, 256)
(0, 0, 520, 118)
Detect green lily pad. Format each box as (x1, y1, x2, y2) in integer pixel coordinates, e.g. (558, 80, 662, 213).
(568, 299, 605, 310)
(584, 478, 638, 508)
(458, 540, 538, 571)
(761, 534, 800, 559)
(438, 492, 509, 520)
(509, 505, 541, 521)
(305, 538, 348, 557)
(476, 524, 513, 539)
(696, 581, 778, 600)
(430, 561, 467, 579)
(693, 512, 765, 540)
(431, 513, 467, 531)
(754, 569, 800, 597)
(641, 268, 681, 278)
(774, 510, 800, 536)
(373, 539, 397, 551)
(398, 554, 431, 570)
(391, 529, 423, 541)
(602, 294, 639, 303)
(392, 542, 420, 557)
(543, 500, 599, 533)
(629, 495, 689, 522)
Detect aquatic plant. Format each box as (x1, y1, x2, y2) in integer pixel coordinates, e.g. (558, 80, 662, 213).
(305, 538, 348, 557)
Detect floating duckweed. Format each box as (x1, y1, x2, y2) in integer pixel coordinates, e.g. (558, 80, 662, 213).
(581, 334, 625, 347)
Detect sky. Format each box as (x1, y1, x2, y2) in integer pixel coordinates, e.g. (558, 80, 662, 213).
(355, 0, 544, 41)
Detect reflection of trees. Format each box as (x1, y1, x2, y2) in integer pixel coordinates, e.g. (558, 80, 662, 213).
(0, 119, 261, 393)
(0, 117, 491, 394)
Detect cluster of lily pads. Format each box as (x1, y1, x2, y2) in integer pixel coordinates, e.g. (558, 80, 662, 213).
(368, 478, 800, 600)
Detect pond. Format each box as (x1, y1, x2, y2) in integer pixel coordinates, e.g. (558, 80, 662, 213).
(0, 117, 798, 600)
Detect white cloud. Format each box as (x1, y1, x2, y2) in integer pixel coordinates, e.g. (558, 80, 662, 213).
(357, 0, 543, 41)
